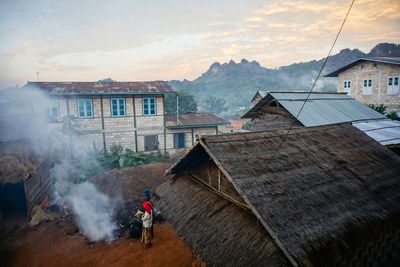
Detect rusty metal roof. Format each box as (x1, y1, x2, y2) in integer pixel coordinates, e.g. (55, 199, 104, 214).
(24, 81, 174, 95)
(165, 112, 229, 128)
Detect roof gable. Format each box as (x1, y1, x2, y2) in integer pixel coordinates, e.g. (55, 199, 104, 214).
(24, 81, 174, 95)
(324, 57, 400, 77)
(242, 92, 385, 126)
(168, 123, 400, 265)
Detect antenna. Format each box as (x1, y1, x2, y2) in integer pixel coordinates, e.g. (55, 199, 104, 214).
(36, 72, 40, 81)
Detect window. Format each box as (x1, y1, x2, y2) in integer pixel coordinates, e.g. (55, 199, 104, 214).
(143, 97, 156, 116)
(144, 135, 158, 151)
(362, 79, 373, 95)
(387, 76, 399, 95)
(343, 80, 351, 94)
(77, 99, 93, 118)
(48, 99, 59, 120)
(111, 98, 125, 117)
(174, 133, 185, 148)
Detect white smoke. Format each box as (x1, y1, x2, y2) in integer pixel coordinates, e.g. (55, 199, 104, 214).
(0, 85, 119, 241)
(67, 182, 116, 241)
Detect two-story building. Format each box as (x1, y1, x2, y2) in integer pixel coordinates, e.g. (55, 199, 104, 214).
(324, 57, 400, 112)
(25, 81, 227, 155)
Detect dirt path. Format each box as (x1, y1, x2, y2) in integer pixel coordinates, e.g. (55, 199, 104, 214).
(6, 222, 192, 267)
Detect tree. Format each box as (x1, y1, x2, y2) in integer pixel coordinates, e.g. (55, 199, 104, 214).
(164, 89, 197, 114)
(203, 95, 228, 114)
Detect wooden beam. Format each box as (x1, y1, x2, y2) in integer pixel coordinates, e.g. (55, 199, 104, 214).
(188, 173, 249, 211)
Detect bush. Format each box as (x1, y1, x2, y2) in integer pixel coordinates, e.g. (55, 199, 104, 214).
(386, 111, 400, 121)
(98, 144, 169, 169)
(368, 104, 387, 115)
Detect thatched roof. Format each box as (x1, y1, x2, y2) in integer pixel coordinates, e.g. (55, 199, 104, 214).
(155, 176, 289, 267)
(164, 123, 400, 266)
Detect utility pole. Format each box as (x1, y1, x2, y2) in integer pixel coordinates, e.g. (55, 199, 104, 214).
(176, 92, 179, 125)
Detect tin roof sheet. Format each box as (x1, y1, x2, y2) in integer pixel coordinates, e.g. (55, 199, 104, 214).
(353, 120, 400, 146)
(269, 92, 385, 127)
(165, 112, 228, 127)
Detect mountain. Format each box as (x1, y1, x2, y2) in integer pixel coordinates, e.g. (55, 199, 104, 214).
(169, 43, 400, 117)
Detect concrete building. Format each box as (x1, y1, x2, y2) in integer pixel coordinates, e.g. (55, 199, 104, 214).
(324, 57, 400, 112)
(25, 81, 227, 155)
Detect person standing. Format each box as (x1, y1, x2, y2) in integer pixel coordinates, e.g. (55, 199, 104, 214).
(141, 201, 153, 248)
(142, 188, 155, 238)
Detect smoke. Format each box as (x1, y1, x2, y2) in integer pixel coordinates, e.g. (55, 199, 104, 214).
(67, 182, 117, 241)
(0, 85, 119, 241)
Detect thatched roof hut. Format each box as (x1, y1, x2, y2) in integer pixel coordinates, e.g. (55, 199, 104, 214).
(155, 123, 400, 266)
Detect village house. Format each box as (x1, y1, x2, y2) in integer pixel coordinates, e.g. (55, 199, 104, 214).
(24, 81, 227, 155)
(155, 123, 400, 266)
(242, 91, 400, 153)
(164, 112, 228, 155)
(324, 57, 400, 112)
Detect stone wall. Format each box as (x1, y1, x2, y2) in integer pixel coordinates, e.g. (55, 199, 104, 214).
(165, 127, 218, 156)
(50, 95, 165, 153)
(338, 62, 400, 112)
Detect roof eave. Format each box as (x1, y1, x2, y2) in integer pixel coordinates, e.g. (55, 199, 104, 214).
(47, 92, 171, 96)
(166, 122, 230, 129)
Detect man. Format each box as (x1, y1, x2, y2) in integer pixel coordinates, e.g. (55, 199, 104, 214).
(141, 201, 153, 248)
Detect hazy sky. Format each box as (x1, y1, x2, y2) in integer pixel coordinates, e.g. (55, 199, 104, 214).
(0, 0, 399, 88)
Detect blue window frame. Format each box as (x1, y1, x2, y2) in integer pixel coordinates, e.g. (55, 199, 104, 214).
(174, 133, 185, 148)
(77, 99, 93, 118)
(143, 97, 156, 116)
(111, 98, 126, 117)
(48, 99, 59, 120)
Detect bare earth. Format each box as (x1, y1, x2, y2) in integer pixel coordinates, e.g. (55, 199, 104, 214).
(1, 162, 193, 267)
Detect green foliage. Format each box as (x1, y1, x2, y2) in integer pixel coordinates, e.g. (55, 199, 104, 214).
(242, 120, 255, 130)
(98, 144, 168, 169)
(203, 95, 228, 114)
(368, 104, 387, 114)
(386, 111, 400, 121)
(164, 89, 197, 114)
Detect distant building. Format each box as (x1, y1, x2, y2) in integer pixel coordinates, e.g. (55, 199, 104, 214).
(164, 112, 228, 154)
(23, 82, 227, 155)
(242, 91, 400, 152)
(324, 57, 400, 112)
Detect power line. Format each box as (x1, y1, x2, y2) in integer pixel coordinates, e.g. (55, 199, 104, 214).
(270, 0, 355, 160)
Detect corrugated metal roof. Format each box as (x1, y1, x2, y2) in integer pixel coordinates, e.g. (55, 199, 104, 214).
(353, 120, 400, 145)
(165, 112, 229, 128)
(269, 92, 385, 127)
(324, 57, 400, 77)
(24, 81, 174, 95)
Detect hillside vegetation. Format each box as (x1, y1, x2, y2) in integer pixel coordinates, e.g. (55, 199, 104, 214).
(170, 43, 400, 117)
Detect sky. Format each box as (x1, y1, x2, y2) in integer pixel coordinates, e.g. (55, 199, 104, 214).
(0, 0, 399, 88)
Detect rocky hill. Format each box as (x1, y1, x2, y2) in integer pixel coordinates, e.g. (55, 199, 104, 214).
(169, 43, 400, 116)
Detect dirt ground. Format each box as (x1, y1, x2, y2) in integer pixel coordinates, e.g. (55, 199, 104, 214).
(1, 162, 194, 267)
(92, 162, 172, 221)
(2, 221, 193, 267)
